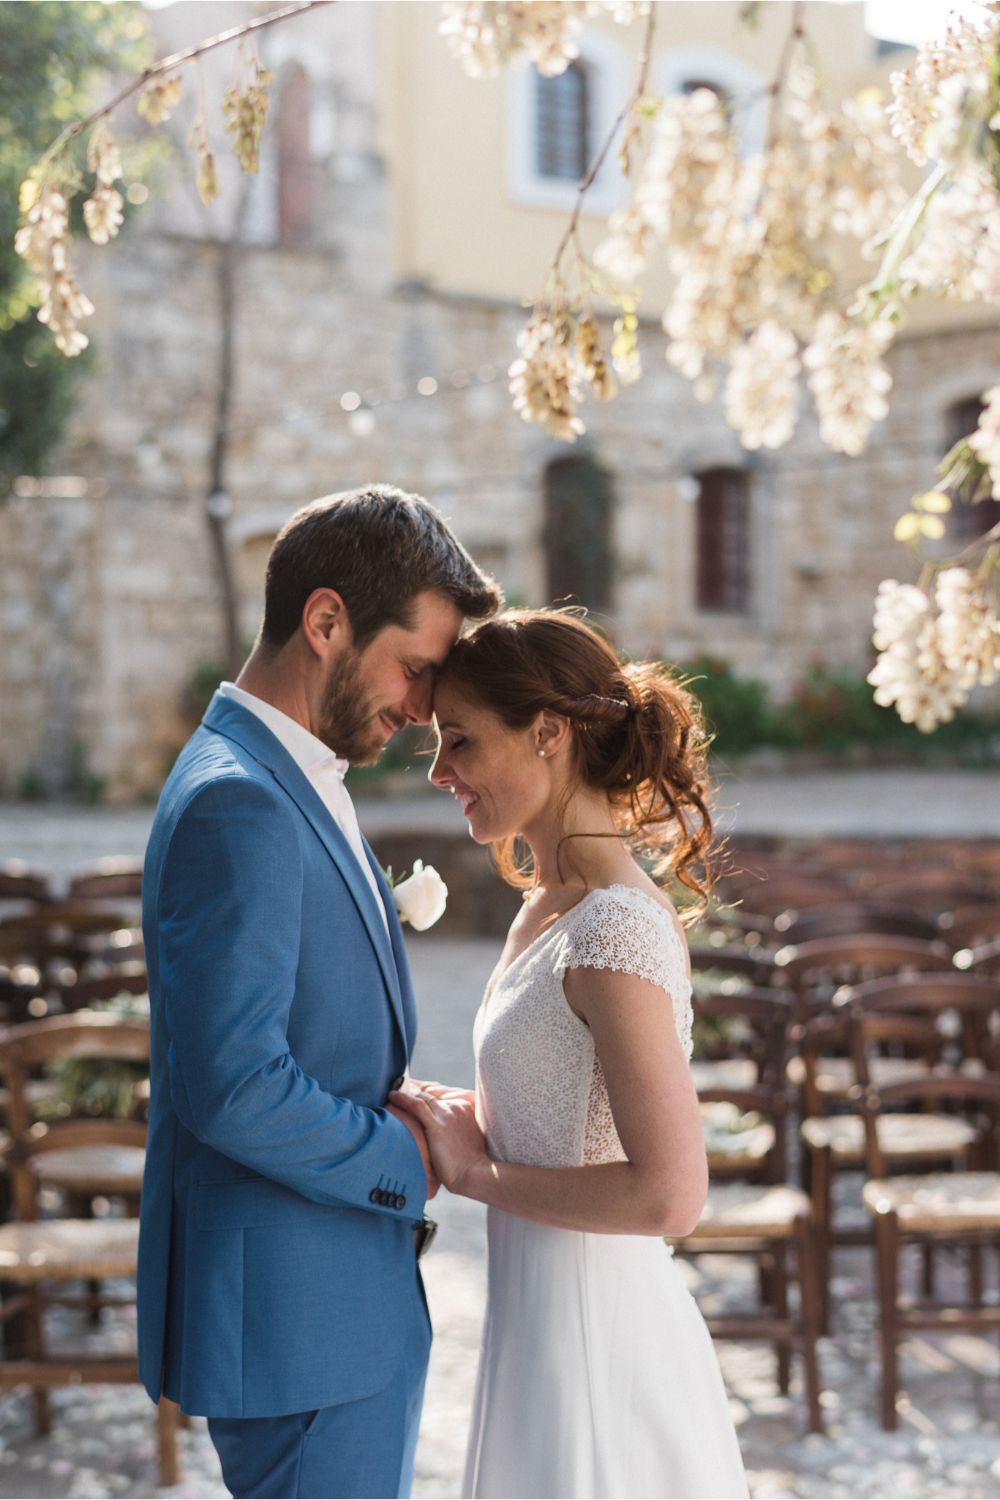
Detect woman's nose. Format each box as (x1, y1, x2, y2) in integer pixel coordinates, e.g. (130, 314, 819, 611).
(428, 747, 452, 787)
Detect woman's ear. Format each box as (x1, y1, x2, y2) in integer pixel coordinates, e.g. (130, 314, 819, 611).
(533, 710, 571, 760)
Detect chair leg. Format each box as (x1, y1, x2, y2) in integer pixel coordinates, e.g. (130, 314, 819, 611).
(795, 1212, 824, 1435)
(773, 1242, 791, 1395)
(810, 1144, 832, 1336)
(25, 1288, 50, 1437)
(969, 1242, 984, 1305)
(874, 1211, 901, 1431)
(157, 1397, 181, 1488)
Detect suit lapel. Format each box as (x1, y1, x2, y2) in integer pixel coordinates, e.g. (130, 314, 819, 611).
(364, 842, 418, 1056)
(203, 694, 408, 1050)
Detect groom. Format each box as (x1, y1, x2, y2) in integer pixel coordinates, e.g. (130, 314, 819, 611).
(137, 485, 501, 1498)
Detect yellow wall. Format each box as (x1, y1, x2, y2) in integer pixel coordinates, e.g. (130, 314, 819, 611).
(378, 0, 995, 338)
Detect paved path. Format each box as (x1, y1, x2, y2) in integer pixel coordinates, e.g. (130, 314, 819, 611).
(1, 784, 999, 1496)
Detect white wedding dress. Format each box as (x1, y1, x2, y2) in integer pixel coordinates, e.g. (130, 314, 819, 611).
(463, 884, 748, 1500)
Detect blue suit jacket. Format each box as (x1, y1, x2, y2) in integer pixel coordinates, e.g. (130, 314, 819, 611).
(136, 692, 428, 1418)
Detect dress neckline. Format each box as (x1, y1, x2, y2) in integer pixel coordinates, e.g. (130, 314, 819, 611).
(484, 882, 677, 1004)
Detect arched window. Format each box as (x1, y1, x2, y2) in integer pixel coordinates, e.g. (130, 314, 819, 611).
(944, 396, 1000, 543)
(657, 47, 766, 155)
(276, 62, 315, 245)
(535, 61, 590, 182)
(543, 454, 616, 612)
(695, 468, 751, 613)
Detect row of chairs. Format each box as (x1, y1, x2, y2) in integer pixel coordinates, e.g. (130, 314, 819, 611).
(0, 1009, 179, 1485)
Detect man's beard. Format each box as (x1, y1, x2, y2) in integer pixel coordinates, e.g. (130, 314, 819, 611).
(317, 647, 402, 766)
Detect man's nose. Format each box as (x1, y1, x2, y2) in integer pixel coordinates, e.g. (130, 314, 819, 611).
(404, 677, 435, 726)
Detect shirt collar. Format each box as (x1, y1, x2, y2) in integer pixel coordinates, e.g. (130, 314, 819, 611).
(218, 682, 349, 780)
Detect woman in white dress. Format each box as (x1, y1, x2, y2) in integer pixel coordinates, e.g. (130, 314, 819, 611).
(390, 609, 748, 1500)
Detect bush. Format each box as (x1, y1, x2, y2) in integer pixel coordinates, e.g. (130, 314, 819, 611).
(679, 655, 780, 757)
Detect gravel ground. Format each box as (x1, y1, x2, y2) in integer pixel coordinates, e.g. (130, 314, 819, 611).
(1, 792, 999, 1498)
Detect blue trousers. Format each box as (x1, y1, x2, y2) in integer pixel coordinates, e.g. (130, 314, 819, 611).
(207, 1314, 431, 1499)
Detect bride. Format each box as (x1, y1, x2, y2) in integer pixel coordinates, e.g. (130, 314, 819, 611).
(391, 609, 748, 1500)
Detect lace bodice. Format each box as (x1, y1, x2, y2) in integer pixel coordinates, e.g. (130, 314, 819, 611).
(473, 885, 693, 1169)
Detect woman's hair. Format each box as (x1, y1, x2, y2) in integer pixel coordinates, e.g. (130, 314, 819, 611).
(438, 609, 716, 917)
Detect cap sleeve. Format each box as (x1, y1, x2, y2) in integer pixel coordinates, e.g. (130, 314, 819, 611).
(552, 888, 693, 1058)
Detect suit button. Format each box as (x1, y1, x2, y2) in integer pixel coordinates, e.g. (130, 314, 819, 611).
(395, 1194, 406, 1210)
(369, 1189, 380, 1204)
(378, 1190, 389, 1205)
(391, 1074, 405, 1092)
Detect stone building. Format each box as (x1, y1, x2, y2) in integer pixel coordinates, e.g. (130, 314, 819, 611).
(2, 0, 998, 801)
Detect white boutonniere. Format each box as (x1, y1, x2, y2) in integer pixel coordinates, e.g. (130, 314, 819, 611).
(384, 859, 449, 932)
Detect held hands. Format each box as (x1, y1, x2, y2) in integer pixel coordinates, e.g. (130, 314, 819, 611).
(386, 1102, 440, 1200)
(388, 1080, 488, 1196)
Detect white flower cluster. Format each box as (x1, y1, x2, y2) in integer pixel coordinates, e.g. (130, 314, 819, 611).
(724, 322, 800, 451)
(969, 384, 1000, 499)
(803, 311, 894, 456)
(508, 318, 586, 440)
(83, 121, 125, 246)
(439, 1, 646, 79)
(591, 53, 906, 453)
(14, 184, 94, 357)
(868, 571, 1000, 731)
(888, 11, 1000, 305)
(888, 13, 998, 167)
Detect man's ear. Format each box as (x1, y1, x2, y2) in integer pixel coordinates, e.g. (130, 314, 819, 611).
(301, 588, 350, 659)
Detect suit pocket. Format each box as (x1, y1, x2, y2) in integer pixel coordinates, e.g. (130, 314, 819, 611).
(193, 1175, 322, 1230)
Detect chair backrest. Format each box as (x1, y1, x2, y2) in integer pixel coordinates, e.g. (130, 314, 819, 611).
(692, 987, 792, 1089)
(729, 878, 851, 919)
(67, 860, 143, 901)
(774, 903, 940, 946)
(837, 972, 1000, 1071)
(0, 1011, 150, 1129)
(0, 902, 131, 937)
(0, 863, 51, 903)
(853, 1060, 1000, 1180)
(1, 1115, 148, 1221)
(773, 935, 956, 1021)
(55, 967, 149, 1014)
(689, 944, 777, 988)
(954, 937, 1000, 978)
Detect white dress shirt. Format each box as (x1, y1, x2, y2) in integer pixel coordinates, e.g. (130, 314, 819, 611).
(218, 681, 389, 931)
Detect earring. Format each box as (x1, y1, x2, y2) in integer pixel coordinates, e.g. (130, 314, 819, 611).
(537, 749, 546, 758)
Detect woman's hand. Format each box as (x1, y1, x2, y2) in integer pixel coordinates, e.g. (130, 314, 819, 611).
(388, 1084, 488, 1195)
(407, 1077, 477, 1110)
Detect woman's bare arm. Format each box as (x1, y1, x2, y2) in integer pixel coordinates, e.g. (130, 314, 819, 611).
(391, 967, 707, 1237)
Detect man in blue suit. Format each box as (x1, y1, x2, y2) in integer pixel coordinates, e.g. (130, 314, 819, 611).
(138, 486, 501, 1499)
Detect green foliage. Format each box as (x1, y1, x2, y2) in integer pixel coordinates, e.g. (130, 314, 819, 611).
(43, 992, 149, 1120)
(0, 1, 151, 476)
(680, 655, 1000, 761)
(681, 655, 779, 756)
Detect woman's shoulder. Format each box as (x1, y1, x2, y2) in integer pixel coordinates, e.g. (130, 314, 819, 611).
(556, 882, 690, 975)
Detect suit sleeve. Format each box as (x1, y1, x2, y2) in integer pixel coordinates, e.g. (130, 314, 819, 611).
(156, 774, 427, 1219)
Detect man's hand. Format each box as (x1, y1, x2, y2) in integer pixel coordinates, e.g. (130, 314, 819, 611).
(386, 1101, 440, 1200)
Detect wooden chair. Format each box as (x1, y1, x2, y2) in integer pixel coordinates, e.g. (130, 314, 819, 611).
(0, 1012, 178, 1483)
(955, 937, 1000, 978)
(839, 972, 1000, 1088)
(675, 1010, 824, 1435)
(855, 1060, 1000, 1429)
(774, 934, 956, 1025)
(799, 1010, 975, 1332)
(689, 943, 778, 990)
(55, 966, 149, 1016)
(690, 987, 791, 1102)
(0, 865, 51, 906)
(773, 903, 940, 947)
(67, 861, 143, 902)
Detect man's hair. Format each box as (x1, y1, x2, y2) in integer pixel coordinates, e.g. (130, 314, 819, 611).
(261, 484, 503, 650)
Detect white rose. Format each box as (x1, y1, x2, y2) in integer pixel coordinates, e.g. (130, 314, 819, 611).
(391, 860, 448, 931)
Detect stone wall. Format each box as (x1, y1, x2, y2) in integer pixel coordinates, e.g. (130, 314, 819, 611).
(3, 0, 998, 801)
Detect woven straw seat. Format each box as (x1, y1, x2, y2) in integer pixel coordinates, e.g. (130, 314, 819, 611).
(801, 1112, 975, 1164)
(700, 1102, 775, 1170)
(863, 1171, 1000, 1231)
(28, 1145, 145, 1194)
(786, 1053, 927, 1095)
(684, 1182, 810, 1241)
(0, 1218, 139, 1282)
(690, 1058, 758, 1092)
